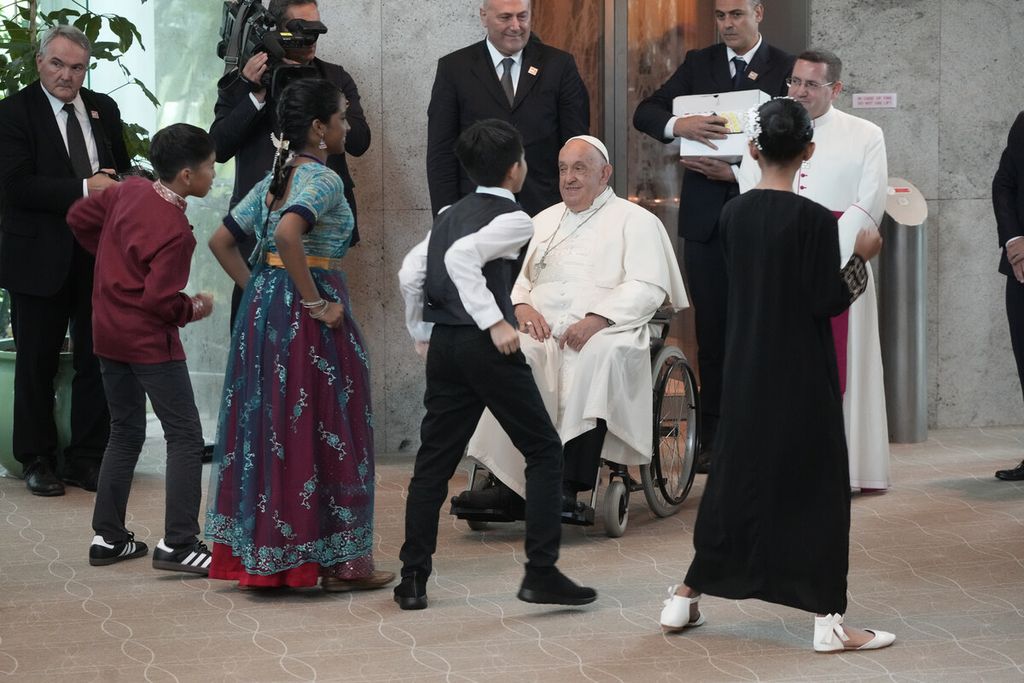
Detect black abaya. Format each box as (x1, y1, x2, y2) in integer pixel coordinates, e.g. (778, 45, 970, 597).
(685, 189, 864, 615)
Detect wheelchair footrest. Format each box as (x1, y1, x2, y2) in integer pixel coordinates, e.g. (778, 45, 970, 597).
(450, 498, 524, 523)
(561, 504, 596, 526)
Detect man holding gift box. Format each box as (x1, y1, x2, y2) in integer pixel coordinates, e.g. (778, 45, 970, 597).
(632, 0, 794, 470)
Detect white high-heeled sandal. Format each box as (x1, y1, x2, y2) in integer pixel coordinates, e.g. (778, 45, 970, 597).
(660, 585, 705, 633)
(813, 613, 896, 653)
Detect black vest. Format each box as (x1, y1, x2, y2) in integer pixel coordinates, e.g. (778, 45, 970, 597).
(424, 192, 524, 327)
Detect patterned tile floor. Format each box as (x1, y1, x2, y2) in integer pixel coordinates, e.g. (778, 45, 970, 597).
(1, 425, 1023, 682)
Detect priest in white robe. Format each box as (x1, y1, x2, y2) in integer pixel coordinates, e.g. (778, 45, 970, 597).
(734, 49, 890, 491)
(465, 135, 689, 501)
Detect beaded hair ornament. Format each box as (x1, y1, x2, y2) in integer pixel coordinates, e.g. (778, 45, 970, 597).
(270, 131, 292, 166)
(744, 104, 764, 150)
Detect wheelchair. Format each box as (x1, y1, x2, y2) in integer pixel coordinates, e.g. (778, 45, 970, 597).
(450, 307, 700, 537)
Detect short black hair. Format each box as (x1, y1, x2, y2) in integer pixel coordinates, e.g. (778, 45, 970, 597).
(796, 49, 843, 83)
(268, 0, 317, 26)
(149, 123, 214, 182)
(454, 119, 524, 188)
(753, 97, 813, 163)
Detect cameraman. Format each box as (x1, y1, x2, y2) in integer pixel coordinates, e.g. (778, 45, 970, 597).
(210, 0, 370, 325)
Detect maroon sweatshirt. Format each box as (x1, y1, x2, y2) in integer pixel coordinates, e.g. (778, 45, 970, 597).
(67, 176, 197, 363)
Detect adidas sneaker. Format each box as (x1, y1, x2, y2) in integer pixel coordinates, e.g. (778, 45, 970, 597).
(152, 539, 212, 575)
(89, 533, 148, 566)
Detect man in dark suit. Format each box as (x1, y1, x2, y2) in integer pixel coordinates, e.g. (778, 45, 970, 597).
(210, 0, 370, 324)
(0, 25, 130, 496)
(994, 111, 1024, 481)
(633, 0, 793, 466)
(426, 0, 589, 217)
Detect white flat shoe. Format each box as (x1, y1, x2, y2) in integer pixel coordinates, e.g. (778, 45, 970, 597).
(660, 585, 705, 633)
(813, 613, 896, 653)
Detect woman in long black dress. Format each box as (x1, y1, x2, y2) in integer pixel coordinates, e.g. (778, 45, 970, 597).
(659, 98, 895, 653)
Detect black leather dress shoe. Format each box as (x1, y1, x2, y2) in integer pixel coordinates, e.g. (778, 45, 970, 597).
(62, 460, 102, 492)
(393, 573, 428, 610)
(518, 566, 597, 606)
(24, 459, 65, 497)
(995, 460, 1024, 481)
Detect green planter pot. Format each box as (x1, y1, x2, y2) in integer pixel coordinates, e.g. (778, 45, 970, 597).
(0, 339, 74, 478)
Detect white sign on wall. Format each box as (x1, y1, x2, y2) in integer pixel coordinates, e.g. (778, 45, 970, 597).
(852, 93, 898, 109)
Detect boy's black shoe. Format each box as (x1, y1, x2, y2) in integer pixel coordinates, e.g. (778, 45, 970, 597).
(152, 539, 212, 575)
(517, 567, 597, 606)
(89, 533, 148, 566)
(393, 573, 428, 610)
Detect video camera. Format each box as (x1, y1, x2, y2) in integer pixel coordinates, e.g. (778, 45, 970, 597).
(217, 0, 327, 99)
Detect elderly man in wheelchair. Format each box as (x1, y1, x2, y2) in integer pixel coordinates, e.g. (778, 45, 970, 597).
(451, 135, 692, 536)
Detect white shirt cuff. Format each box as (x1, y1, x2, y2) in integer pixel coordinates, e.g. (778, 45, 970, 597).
(1007, 236, 1023, 247)
(81, 178, 89, 197)
(249, 92, 266, 110)
(664, 116, 679, 139)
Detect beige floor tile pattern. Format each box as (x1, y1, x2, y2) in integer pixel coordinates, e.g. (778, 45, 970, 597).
(1, 425, 1023, 681)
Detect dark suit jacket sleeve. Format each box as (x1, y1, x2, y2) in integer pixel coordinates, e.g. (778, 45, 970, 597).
(994, 112, 1024, 248)
(333, 65, 370, 158)
(0, 97, 84, 216)
(426, 58, 461, 216)
(209, 72, 268, 164)
(558, 54, 590, 142)
(632, 50, 697, 143)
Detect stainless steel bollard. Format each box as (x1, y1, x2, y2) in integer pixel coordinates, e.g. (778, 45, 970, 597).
(877, 178, 928, 443)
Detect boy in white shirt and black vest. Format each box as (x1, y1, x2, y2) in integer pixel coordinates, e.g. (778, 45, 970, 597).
(396, 119, 597, 611)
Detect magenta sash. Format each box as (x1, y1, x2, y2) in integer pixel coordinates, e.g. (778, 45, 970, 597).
(830, 210, 849, 394)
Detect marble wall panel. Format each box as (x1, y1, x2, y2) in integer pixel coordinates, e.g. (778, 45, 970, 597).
(935, 199, 1021, 427)
(810, 0, 941, 200)
(382, 209, 435, 453)
(380, 1, 483, 212)
(318, 0, 385, 214)
(938, 0, 1024, 201)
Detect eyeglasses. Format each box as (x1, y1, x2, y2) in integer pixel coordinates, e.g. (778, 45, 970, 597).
(786, 77, 835, 90)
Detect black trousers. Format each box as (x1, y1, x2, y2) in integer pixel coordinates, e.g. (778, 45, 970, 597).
(1007, 277, 1024, 404)
(92, 359, 204, 546)
(9, 244, 108, 470)
(682, 231, 728, 448)
(399, 325, 563, 578)
(562, 420, 607, 493)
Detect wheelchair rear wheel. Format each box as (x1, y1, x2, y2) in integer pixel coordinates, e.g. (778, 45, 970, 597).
(642, 346, 700, 517)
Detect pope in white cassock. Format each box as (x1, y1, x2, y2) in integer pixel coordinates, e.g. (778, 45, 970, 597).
(465, 135, 689, 503)
(734, 50, 890, 491)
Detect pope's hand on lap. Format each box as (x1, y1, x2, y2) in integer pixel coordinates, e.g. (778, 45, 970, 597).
(515, 304, 551, 341)
(558, 314, 608, 352)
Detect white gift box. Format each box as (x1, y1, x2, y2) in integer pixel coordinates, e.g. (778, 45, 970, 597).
(672, 90, 772, 162)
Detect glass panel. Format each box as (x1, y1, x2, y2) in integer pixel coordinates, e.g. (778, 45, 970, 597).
(531, 0, 605, 139)
(624, 0, 716, 365)
(86, 1, 235, 429)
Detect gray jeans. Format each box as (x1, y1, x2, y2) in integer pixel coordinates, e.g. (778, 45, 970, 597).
(93, 358, 203, 546)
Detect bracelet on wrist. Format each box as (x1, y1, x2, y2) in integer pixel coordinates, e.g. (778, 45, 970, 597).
(308, 300, 330, 319)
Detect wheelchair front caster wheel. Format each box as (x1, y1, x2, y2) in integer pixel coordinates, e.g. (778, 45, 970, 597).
(603, 479, 629, 538)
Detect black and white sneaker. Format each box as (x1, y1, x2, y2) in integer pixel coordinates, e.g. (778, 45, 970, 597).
(152, 539, 212, 575)
(89, 533, 149, 566)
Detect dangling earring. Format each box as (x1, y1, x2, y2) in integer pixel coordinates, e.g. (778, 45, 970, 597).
(318, 133, 327, 150)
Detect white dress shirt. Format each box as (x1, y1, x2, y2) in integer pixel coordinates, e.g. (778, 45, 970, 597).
(485, 40, 523, 95)
(399, 186, 532, 341)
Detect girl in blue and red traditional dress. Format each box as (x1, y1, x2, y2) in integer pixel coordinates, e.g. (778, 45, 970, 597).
(206, 78, 392, 592)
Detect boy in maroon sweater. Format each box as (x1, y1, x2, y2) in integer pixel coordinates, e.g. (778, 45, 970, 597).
(67, 123, 216, 573)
